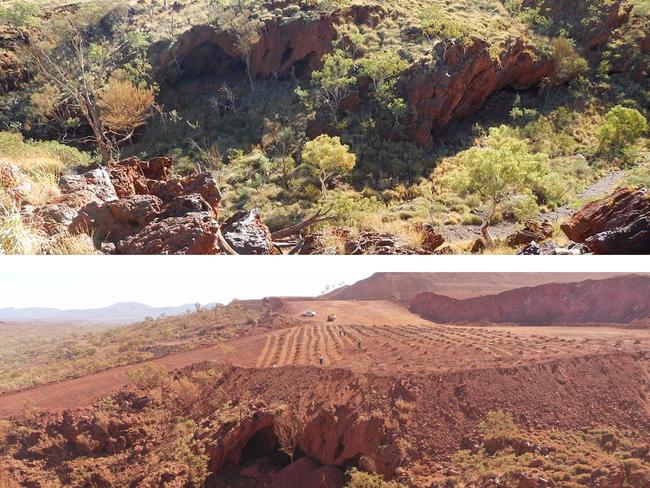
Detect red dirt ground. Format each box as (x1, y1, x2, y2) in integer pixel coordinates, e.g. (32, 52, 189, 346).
(2, 299, 650, 419)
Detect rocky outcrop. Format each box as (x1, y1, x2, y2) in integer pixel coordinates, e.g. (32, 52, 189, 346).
(506, 220, 554, 247)
(221, 209, 274, 255)
(561, 186, 650, 254)
(300, 226, 444, 255)
(0, 28, 29, 94)
(59, 158, 225, 254)
(4, 352, 650, 487)
(410, 275, 650, 324)
(161, 13, 337, 83)
(404, 37, 554, 147)
(162, 6, 558, 148)
(526, 0, 629, 52)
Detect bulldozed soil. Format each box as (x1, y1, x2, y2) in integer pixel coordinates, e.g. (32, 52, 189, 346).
(2, 298, 650, 418)
(3, 276, 650, 486)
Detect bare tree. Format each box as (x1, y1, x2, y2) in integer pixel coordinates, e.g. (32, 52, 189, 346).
(274, 407, 307, 463)
(220, 9, 261, 91)
(30, 34, 155, 164)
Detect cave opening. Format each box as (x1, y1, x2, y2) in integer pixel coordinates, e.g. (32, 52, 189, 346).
(293, 51, 319, 79)
(177, 41, 246, 83)
(240, 426, 290, 466)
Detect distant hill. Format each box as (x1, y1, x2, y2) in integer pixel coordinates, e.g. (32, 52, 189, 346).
(410, 275, 650, 325)
(0, 302, 221, 324)
(323, 272, 627, 303)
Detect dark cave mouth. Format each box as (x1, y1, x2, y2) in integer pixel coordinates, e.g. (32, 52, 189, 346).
(176, 41, 246, 83)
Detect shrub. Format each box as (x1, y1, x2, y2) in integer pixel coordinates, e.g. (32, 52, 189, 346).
(126, 363, 169, 390)
(597, 105, 648, 158)
(479, 410, 519, 442)
(419, 5, 472, 44)
(345, 468, 406, 488)
(97, 78, 156, 136)
(441, 126, 550, 242)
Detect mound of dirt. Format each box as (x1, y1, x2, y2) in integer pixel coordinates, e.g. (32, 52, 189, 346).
(410, 275, 650, 324)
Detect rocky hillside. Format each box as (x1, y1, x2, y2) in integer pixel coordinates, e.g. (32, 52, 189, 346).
(410, 275, 650, 324)
(0, 0, 648, 255)
(323, 271, 625, 302)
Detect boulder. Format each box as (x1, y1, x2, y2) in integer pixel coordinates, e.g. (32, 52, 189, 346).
(221, 209, 274, 255)
(159, 193, 213, 219)
(518, 241, 588, 255)
(148, 172, 222, 214)
(59, 169, 118, 203)
(107, 157, 174, 198)
(506, 220, 554, 247)
(116, 213, 221, 255)
(470, 238, 486, 254)
(31, 203, 79, 233)
(71, 195, 163, 243)
(415, 223, 445, 253)
(561, 187, 650, 254)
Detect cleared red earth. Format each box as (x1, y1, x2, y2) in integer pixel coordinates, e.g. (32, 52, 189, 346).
(2, 299, 649, 418)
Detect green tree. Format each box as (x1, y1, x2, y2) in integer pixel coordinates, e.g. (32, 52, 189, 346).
(302, 134, 357, 193)
(444, 127, 550, 244)
(312, 50, 357, 122)
(597, 105, 648, 157)
(358, 50, 408, 119)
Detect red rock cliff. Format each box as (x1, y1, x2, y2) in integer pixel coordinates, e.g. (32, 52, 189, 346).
(410, 275, 650, 324)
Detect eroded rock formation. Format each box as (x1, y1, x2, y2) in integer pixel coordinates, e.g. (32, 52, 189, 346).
(404, 37, 554, 147)
(160, 14, 337, 83)
(561, 186, 650, 254)
(161, 6, 558, 148)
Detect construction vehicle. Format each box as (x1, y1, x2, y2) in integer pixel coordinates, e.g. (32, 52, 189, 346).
(327, 314, 337, 322)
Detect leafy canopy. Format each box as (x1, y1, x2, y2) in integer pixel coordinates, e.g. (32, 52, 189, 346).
(444, 126, 549, 207)
(597, 105, 648, 154)
(302, 134, 357, 192)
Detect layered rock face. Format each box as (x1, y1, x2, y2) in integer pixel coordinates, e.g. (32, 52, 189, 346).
(561, 186, 650, 254)
(160, 14, 337, 83)
(410, 275, 650, 324)
(29, 157, 275, 255)
(404, 38, 554, 147)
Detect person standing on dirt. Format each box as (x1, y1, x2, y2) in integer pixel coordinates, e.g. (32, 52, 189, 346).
(319, 355, 324, 366)
(173, 370, 181, 382)
(357, 340, 362, 350)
